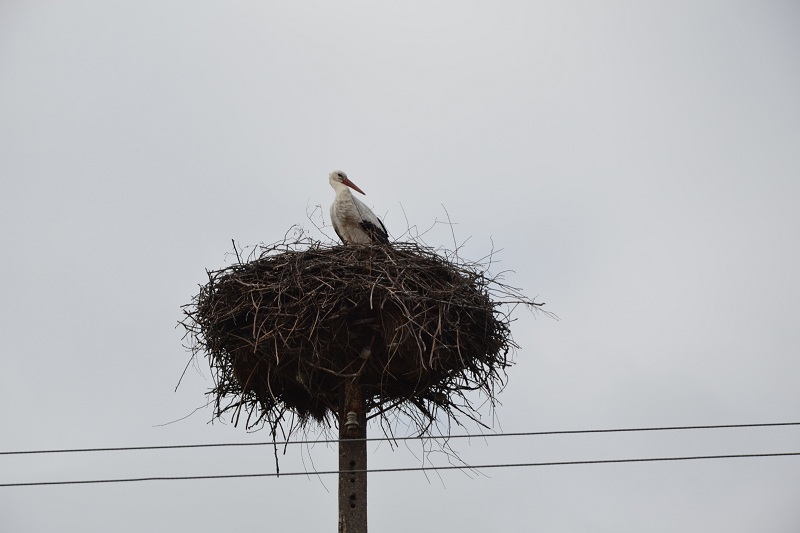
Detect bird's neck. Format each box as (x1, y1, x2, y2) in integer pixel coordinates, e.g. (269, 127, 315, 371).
(332, 182, 353, 199)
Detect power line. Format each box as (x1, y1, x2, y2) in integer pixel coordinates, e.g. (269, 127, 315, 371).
(2, 452, 799, 488)
(2, 421, 798, 456)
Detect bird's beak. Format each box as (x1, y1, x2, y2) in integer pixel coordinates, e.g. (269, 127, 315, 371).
(342, 177, 366, 195)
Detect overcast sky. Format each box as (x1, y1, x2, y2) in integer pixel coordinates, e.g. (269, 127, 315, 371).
(2, 1, 799, 531)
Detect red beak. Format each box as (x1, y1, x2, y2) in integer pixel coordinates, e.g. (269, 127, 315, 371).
(342, 177, 366, 195)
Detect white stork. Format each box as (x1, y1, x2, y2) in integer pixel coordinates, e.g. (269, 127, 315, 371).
(329, 170, 389, 245)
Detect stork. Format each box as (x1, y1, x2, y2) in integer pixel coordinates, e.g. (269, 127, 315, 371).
(329, 170, 389, 245)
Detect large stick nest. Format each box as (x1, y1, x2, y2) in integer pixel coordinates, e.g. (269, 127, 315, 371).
(181, 237, 545, 433)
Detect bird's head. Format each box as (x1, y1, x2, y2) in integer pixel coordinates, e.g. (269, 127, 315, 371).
(329, 170, 366, 195)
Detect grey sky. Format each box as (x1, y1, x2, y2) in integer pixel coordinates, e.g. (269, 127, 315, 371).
(1, 1, 799, 531)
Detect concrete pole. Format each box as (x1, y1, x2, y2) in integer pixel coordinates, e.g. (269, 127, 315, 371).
(338, 380, 367, 533)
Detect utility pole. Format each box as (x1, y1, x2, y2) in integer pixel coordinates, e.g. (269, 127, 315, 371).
(339, 379, 367, 533)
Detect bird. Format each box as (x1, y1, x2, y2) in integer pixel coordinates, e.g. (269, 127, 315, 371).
(328, 170, 390, 245)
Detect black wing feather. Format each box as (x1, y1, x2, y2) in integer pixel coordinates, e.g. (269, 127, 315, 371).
(360, 218, 390, 244)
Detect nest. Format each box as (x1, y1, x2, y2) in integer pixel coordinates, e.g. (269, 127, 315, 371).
(181, 237, 544, 434)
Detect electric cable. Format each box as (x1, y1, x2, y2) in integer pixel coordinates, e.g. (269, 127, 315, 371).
(2, 421, 798, 456)
(2, 451, 798, 488)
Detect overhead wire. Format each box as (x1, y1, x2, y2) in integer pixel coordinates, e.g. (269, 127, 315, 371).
(2, 421, 799, 456)
(2, 452, 799, 488)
